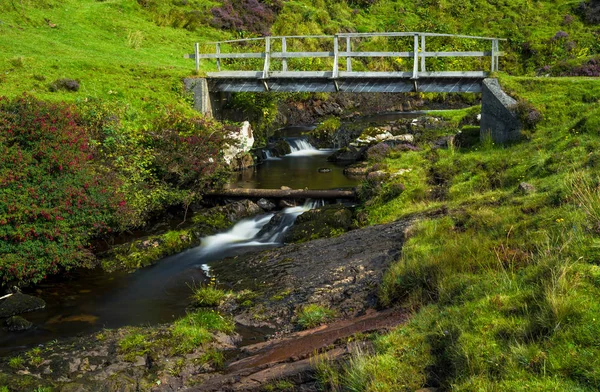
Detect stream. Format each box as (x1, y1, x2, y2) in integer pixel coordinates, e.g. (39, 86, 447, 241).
(0, 112, 423, 355)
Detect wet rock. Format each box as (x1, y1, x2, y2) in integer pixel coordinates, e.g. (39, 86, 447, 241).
(218, 199, 263, 223)
(0, 293, 46, 318)
(212, 216, 416, 329)
(230, 152, 254, 170)
(343, 164, 368, 178)
(279, 199, 296, 209)
(517, 182, 536, 194)
(272, 139, 292, 156)
(327, 146, 367, 162)
(432, 135, 456, 149)
(257, 198, 276, 211)
(284, 205, 353, 243)
(366, 170, 389, 182)
(5, 315, 33, 331)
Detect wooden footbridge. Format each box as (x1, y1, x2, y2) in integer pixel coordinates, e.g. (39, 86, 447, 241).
(184, 32, 520, 144)
(186, 32, 505, 94)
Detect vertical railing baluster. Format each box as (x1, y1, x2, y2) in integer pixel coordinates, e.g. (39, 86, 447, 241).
(282, 37, 288, 72)
(494, 39, 499, 71)
(346, 36, 352, 72)
(263, 37, 271, 78)
(333, 35, 339, 78)
(216, 43, 221, 72)
(194, 42, 200, 74)
(412, 34, 419, 79)
(420, 34, 426, 73)
(491, 39, 496, 72)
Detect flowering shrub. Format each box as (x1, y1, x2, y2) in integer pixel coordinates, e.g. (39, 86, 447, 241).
(210, 0, 282, 36)
(148, 110, 232, 188)
(366, 142, 391, 161)
(0, 96, 125, 285)
(546, 57, 600, 77)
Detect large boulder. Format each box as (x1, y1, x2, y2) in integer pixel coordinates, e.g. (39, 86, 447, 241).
(327, 146, 368, 162)
(284, 205, 354, 243)
(0, 293, 46, 318)
(223, 121, 255, 166)
(272, 139, 292, 156)
(6, 315, 33, 331)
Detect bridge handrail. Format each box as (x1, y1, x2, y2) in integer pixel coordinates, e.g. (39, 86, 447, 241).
(186, 32, 505, 78)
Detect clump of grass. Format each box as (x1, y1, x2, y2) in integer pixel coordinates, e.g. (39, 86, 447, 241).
(118, 332, 150, 362)
(127, 30, 144, 49)
(192, 285, 227, 307)
(48, 78, 80, 92)
(569, 171, 600, 231)
(171, 310, 234, 353)
(199, 349, 225, 370)
(296, 304, 335, 329)
(8, 356, 23, 369)
(263, 379, 295, 391)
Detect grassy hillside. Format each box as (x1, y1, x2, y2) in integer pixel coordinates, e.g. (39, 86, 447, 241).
(0, 0, 225, 122)
(314, 77, 600, 390)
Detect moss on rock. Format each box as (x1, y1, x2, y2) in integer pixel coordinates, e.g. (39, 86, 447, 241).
(284, 205, 354, 243)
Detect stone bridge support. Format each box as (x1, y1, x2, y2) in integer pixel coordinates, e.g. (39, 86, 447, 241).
(183, 78, 228, 119)
(480, 78, 522, 143)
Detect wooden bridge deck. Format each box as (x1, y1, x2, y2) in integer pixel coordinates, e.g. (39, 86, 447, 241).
(186, 32, 506, 94)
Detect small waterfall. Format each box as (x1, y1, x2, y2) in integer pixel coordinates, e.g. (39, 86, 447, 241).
(263, 150, 281, 160)
(286, 137, 318, 153)
(198, 199, 324, 257)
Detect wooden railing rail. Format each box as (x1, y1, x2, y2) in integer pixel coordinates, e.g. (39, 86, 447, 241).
(186, 32, 506, 78)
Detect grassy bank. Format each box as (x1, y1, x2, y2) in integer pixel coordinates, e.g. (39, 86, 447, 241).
(316, 76, 600, 390)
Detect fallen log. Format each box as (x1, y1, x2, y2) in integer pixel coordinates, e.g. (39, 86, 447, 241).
(205, 188, 356, 199)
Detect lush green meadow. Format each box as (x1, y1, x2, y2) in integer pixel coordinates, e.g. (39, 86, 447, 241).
(314, 76, 600, 391)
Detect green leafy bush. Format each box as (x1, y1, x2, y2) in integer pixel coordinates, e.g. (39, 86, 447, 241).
(0, 95, 125, 285)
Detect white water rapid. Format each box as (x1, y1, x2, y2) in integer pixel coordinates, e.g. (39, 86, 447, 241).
(198, 199, 324, 256)
(286, 137, 329, 156)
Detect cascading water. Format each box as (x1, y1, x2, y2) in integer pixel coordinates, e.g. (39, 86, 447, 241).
(285, 137, 329, 156)
(199, 199, 324, 256)
(262, 150, 281, 160)
(0, 199, 325, 354)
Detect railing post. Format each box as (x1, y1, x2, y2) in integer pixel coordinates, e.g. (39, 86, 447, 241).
(491, 39, 496, 72)
(333, 35, 339, 78)
(420, 34, 426, 72)
(216, 43, 221, 72)
(346, 36, 352, 72)
(194, 42, 200, 74)
(282, 37, 287, 72)
(412, 34, 419, 79)
(263, 37, 271, 79)
(494, 39, 499, 71)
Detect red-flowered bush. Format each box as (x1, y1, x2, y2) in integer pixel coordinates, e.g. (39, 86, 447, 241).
(0, 95, 126, 285)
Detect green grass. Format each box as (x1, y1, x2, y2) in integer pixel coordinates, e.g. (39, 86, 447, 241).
(192, 285, 228, 307)
(118, 332, 151, 362)
(171, 309, 234, 353)
(296, 304, 336, 329)
(7, 356, 23, 370)
(0, 0, 226, 125)
(330, 76, 600, 390)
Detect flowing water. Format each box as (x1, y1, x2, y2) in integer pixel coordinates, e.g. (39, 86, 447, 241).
(230, 134, 357, 190)
(0, 201, 323, 355)
(0, 113, 421, 354)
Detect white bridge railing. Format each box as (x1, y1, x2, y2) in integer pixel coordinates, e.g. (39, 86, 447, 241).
(186, 32, 506, 80)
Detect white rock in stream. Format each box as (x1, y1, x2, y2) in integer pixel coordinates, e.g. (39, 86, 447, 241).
(223, 121, 254, 164)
